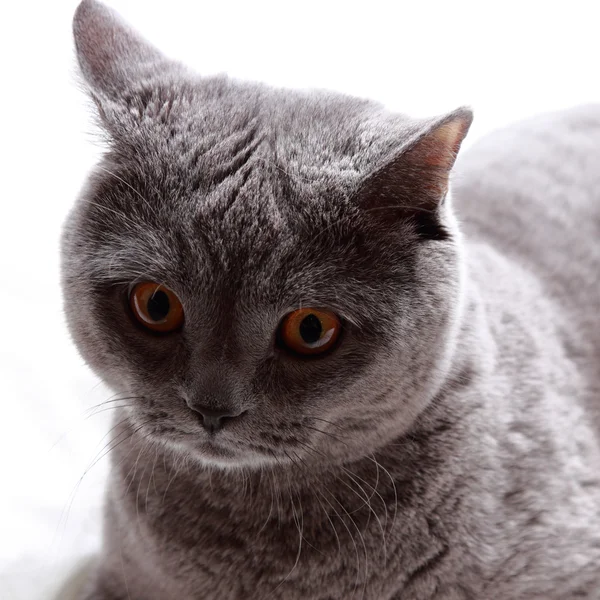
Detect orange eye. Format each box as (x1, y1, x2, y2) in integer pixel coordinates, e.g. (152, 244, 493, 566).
(278, 308, 342, 356)
(129, 282, 184, 333)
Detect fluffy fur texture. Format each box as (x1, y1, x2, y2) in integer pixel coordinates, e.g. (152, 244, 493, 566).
(63, 1, 600, 598)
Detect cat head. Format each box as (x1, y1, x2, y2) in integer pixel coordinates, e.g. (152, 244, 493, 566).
(63, 0, 472, 470)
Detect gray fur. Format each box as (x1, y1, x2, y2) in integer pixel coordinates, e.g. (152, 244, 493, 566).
(63, 1, 600, 598)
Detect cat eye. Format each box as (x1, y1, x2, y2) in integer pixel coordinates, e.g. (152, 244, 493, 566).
(129, 282, 184, 333)
(278, 308, 342, 356)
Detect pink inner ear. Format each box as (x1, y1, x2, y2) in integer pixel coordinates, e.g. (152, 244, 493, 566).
(402, 115, 471, 197)
(74, 0, 124, 83)
(418, 119, 470, 170)
(73, 0, 166, 96)
(355, 110, 472, 217)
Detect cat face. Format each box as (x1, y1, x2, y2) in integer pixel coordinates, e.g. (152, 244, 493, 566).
(63, 0, 471, 469)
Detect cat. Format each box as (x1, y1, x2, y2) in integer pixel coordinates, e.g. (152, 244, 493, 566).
(63, 1, 600, 598)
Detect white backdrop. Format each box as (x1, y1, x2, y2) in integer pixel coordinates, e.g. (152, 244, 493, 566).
(1, 1, 599, 598)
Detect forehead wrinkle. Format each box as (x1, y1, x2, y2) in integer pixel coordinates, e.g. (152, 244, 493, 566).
(84, 224, 195, 290)
(193, 170, 287, 268)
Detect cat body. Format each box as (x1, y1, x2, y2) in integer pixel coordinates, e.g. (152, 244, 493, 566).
(64, 2, 600, 598)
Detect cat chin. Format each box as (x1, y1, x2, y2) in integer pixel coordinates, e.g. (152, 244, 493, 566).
(164, 436, 280, 471)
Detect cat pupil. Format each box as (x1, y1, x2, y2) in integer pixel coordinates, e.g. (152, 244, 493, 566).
(147, 290, 170, 321)
(299, 314, 322, 344)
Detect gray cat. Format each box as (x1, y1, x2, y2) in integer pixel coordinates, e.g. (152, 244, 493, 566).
(63, 1, 600, 598)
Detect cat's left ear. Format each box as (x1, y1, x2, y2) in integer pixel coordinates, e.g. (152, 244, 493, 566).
(357, 108, 472, 237)
(73, 0, 183, 102)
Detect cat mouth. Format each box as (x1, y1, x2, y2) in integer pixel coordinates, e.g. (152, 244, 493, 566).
(164, 429, 273, 467)
(183, 435, 275, 467)
(187, 436, 244, 463)
(199, 439, 234, 455)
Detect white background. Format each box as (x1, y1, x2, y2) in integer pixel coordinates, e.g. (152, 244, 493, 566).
(1, 1, 599, 598)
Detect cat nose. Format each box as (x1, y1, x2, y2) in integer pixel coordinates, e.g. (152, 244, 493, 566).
(191, 405, 244, 433)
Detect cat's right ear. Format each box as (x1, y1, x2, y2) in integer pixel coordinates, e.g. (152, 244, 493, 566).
(355, 109, 472, 239)
(73, 0, 181, 102)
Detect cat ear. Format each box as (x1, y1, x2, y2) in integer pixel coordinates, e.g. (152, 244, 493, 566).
(357, 108, 472, 237)
(73, 0, 180, 101)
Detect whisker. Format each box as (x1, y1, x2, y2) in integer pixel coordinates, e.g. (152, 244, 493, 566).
(162, 452, 185, 505)
(294, 439, 327, 461)
(84, 403, 137, 420)
(314, 485, 342, 556)
(257, 466, 276, 536)
(146, 443, 160, 514)
(48, 395, 143, 453)
(124, 439, 149, 497)
(325, 487, 369, 600)
(318, 489, 362, 598)
(367, 454, 398, 537)
(341, 467, 387, 565)
(54, 419, 153, 545)
(269, 471, 304, 597)
(305, 416, 346, 431)
(83, 395, 145, 416)
(304, 425, 350, 447)
(134, 442, 154, 526)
